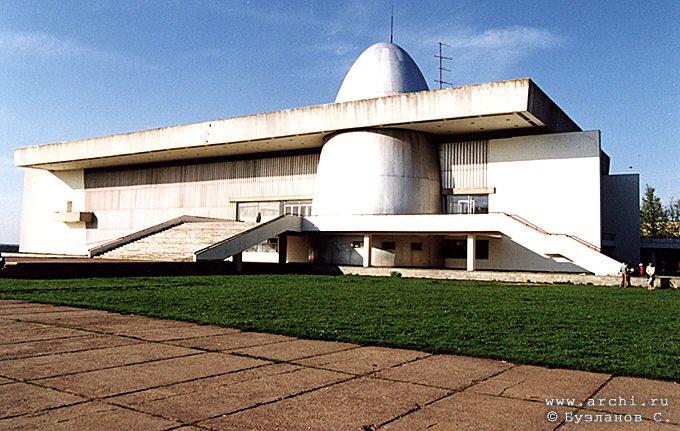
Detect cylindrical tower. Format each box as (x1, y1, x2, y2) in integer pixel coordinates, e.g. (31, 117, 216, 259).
(312, 42, 441, 216)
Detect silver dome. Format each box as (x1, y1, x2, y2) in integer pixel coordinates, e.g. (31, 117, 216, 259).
(335, 42, 429, 103)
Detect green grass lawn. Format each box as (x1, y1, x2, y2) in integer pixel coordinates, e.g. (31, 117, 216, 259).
(0, 274, 678, 381)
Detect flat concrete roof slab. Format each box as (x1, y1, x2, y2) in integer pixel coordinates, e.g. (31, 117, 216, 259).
(295, 345, 431, 375)
(374, 354, 513, 390)
(0, 401, 181, 430)
(110, 364, 352, 423)
(36, 352, 269, 398)
(0, 333, 141, 361)
(470, 364, 611, 403)
(382, 391, 568, 430)
(168, 331, 295, 351)
(0, 382, 84, 419)
(231, 338, 359, 361)
(200, 376, 449, 430)
(0, 343, 197, 380)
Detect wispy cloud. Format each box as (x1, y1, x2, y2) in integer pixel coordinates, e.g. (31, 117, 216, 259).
(0, 30, 158, 70)
(404, 25, 566, 84)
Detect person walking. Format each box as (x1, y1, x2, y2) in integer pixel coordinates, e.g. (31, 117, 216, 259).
(619, 261, 628, 288)
(646, 262, 656, 291)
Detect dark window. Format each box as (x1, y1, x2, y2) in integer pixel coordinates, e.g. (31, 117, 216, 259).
(381, 241, 396, 250)
(410, 242, 422, 251)
(444, 239, 489, 260)
(444, 240, 466, 259)
(476, 240, 489, 260)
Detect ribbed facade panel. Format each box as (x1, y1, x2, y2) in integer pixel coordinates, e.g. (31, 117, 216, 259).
(84, 153, 318, 245)
(439, 140, 488, 189)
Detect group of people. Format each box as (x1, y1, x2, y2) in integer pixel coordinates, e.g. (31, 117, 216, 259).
(619, 260, 678, 290)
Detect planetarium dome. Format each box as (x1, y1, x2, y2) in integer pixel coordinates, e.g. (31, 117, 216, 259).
(312, 42, 441, 217)
(335, 42, 429, 103)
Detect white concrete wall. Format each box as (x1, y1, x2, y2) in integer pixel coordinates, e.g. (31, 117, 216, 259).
(312, 129, 440, 216)
(286, 235, 311, 263)
(19, 168, 88, 255)
(84, 153, 318, 246)
(370, 235, 443, 268)
(487, 131, 602, 247)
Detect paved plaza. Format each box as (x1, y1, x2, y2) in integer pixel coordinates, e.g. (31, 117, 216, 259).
(0, 299, 677, 430)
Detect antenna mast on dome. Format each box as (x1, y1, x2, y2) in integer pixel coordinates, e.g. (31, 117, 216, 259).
(434, 41, 453, 89)
(390, 5, 394, 43)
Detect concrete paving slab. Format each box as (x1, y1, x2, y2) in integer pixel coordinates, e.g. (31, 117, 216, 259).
(37, 352, 269, 398)
(0, 401, 181, 431)
(469, 364, 611, 403)
(0, 299, 29, 305)
(295, 345, 430, 375)
(169, 331, 295, 351)
(232, 338, 359, 361)
(119, 324, 240, 341)
(0, 382, 84, 419)
(201, 376, 449, 430)
(559, 416, 680, 430)
(0, 334, 141, 361)
(81, 315, 197, 334)
(2, 309, 113, 324)
(381, 391, 566, 431)
(0, 304, 85, 315)
(12, 312, 196, 334)
(0, 342, 198, 380)
(110, 363, 353, 423)
(0, 321, 90, 344)
(374, 354, 513, 390)
(581, 376, 680, 425)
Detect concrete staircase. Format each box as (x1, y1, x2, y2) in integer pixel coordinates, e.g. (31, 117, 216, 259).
(97, 220, 258, 262)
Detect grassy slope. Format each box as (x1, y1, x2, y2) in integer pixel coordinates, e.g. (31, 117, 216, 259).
(0, 274, 677, 381)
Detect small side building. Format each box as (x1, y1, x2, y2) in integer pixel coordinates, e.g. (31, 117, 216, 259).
(13, 42, 639, 275)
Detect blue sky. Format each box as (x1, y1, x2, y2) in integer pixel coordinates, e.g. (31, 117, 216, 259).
(1, 0, 678, 243)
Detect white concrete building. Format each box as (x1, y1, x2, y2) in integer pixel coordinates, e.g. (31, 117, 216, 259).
(14, 42, 639, 275)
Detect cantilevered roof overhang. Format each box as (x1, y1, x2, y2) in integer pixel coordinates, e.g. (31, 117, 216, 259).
(14, 78, 580, 171)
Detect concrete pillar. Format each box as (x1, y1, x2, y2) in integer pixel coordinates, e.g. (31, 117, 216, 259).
(278, 234, 288, 265)
(363, 234, 372, 268)
(234, 252, 243, 272)
(466, 234, 475, 272)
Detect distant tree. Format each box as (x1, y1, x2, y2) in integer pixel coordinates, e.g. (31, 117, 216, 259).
(666, 198, 680, 238)
(640, 185, 668, 238)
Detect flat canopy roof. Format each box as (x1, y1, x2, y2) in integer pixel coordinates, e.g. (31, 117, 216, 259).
(14, 78, 580, 170)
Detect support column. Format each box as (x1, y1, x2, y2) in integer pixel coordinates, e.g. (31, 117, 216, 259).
(466, 234, 476, 272)
(278, 234, 288, 265)
(234, 252, 243, 272)
(363, 234, 372, 268)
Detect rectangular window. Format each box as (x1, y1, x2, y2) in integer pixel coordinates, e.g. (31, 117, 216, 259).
(283, 200, 313, 216)
(444, 239, 489, 260)
(476, 240, 489, 260)
(410, 242, 422, 251)
(246, 238, 278, 253)
(444, 240, 466, 259)
(443, 195, 489, 215)
(381, 241, 396, 250)
(236, 201, 282, 222)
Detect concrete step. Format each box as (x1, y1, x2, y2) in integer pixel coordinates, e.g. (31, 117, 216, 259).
(99, 220, 259, 262)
